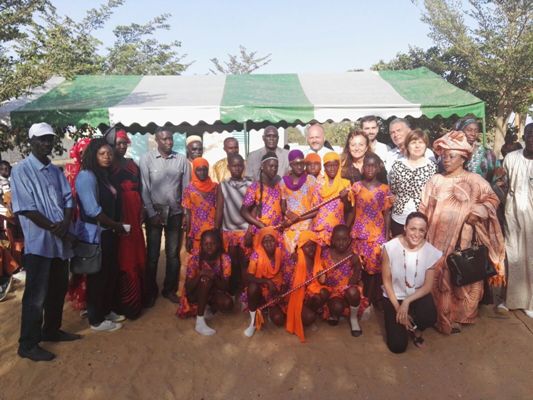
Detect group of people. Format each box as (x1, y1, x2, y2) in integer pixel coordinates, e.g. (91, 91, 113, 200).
(4, 115, 532, 361)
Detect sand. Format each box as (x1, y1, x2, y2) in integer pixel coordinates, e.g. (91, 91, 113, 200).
(1, 275, 533, 400)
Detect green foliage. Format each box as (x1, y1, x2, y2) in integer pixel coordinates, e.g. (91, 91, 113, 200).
(104, 13, 191, 75)
(322, 122, 355, 147)
(286, 127, 306, 145)
(209, 45, 272, 75)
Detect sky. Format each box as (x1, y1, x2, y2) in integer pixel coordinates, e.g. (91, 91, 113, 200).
(50, 0, 434, 75)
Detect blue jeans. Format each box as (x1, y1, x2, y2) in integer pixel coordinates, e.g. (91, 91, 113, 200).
(145, 213, 183, 296)
(18, 254, 69, 350)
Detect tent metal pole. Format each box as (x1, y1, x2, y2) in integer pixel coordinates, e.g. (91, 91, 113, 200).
(244, 121, 249, 156)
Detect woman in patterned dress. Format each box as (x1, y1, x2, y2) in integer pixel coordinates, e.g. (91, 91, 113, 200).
(388, 129, 437, 237)
(177, 229, 233, 336)
(420, 131, 505, 334)
(280, 149, 317, 253)
(349, 153, 393, 309)
(183, 158, 218, 253)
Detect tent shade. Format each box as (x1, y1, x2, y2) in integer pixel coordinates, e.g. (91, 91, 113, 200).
(9, 68, 485, 129)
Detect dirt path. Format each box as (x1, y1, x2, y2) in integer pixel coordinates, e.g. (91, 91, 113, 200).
(1, 276, 533, 400)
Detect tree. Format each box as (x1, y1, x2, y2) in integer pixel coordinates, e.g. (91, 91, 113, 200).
(286, 127, 306, 145)
(104, 13, 191, 75)
(209, 45, 272, 74)
(415, 0, 533, 154)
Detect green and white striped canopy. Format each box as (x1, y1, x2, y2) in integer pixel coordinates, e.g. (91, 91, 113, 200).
(8, 67, 484, 129)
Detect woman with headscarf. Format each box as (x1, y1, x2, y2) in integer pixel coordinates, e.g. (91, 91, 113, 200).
(183, 158, 218, 253)
(109, 130, 146, 319)
(286, 231, 329, 342)
(280, 149, 318, 253)
(457, 117, 498, 182)
(242, 227, 285, 337)
(241, 152, 283, 234)
(304, 153, 322, 178)
(419, 131, 505, 334)
(310, 152, 352, 246)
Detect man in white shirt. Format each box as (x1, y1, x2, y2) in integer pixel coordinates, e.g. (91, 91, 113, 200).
(360, 115, 390, 162)
(305, 124, 332, 158)
(385, 118, 435, 171)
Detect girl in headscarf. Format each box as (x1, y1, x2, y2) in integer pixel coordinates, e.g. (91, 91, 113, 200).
(286, 231, 330, 342)
(177, 229, 233, 336)
(183, 158, 218, 253)
(242, 227, 285, 337)
(110, 130, 146, 319)
(420, 131, 505, 334)
(241, 152, 283, 234)
(304, 153, 322, 178)
(349, 153, 393, 310)
(280, 149, 318, 253)
(310, 152, 352, 246)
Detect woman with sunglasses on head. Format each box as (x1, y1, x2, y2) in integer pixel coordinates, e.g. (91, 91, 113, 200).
(382, 212, 442, 353)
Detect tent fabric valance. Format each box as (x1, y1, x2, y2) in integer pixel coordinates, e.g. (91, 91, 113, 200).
(8, 67, 485, 129)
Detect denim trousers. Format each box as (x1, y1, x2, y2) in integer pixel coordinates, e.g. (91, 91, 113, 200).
(19, 254, 69, 350)
(145, 213, 183, 296)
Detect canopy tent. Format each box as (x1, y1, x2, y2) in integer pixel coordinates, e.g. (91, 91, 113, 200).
(8, 68, 484, 133)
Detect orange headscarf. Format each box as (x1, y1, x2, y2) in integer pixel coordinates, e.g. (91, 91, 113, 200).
(433, 130, 473, 159)
(192, 157, 217, 192)
(305, 152, 321, 164)
(252, 227, 282, 279)
(286, 231, 323, 342)
(321, 152, 350, 199)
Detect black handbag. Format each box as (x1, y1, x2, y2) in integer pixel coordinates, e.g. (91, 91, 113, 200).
(71, 241, 102, 275)
(446, 227, 496, 287)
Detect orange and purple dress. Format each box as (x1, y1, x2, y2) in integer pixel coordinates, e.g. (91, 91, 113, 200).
(351, 182, 393, 275)
(182, 184, 217, 252)
(176, 253, 232, 318)
(280, 174, 317, 252)
(242, 181, 283, 232)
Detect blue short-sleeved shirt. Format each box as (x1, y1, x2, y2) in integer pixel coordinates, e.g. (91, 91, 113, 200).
(74, 170, 104, 244)
(11, 154, 74, 259)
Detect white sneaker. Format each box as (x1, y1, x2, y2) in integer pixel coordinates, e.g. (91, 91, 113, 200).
(91, 320, 122, 332)
(524, 310, 533, 319)
(497, 303, 509, 312)
(105, 311, 126, 322)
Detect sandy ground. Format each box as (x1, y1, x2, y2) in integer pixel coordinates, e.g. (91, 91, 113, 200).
(1, 264, 533, 400)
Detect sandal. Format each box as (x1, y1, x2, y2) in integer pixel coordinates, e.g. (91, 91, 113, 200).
(412, 335, 425, 348)
(327, 317, 339, 326)
(451, 323, 462, 334)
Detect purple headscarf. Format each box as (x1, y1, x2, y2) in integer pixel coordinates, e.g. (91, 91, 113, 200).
(288, 149, 305, 163)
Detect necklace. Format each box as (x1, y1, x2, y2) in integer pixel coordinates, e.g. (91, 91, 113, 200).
(403, 249, 419, 289)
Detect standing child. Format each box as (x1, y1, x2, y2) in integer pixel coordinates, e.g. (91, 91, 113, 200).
(177, 229, 233, 336)
(280, 150, 317, 253)
(242, 227, 285, 337)
(216, 153, 253, 296)
(322, 224, 363, 336)
(349, 153, 392, 309)
(183, 158, 218, 253)
(304, 153, 322, 178)
(310, 152, 352, 246)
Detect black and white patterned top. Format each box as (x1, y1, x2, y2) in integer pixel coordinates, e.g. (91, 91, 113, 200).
(389, 158, 437, 224)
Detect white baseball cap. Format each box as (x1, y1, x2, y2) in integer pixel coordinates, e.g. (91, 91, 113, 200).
(29, 122, 56, 139)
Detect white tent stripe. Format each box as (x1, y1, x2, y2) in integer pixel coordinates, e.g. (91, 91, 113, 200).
(109, 75, 226, 126)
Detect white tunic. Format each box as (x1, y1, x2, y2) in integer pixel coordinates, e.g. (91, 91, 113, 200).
(504, 150, 533, 310)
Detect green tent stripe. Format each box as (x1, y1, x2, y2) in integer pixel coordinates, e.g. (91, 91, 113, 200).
(378, 67, 485, 119)
(220, 74, 314, 123)
(11, 75, 142, 128)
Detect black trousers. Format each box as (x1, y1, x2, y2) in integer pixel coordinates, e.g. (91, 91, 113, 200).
(19, 255, 69, 350)
(383, 293, 437, 354)
(145, 213, 183, 296)
(86, 230, 119, 326)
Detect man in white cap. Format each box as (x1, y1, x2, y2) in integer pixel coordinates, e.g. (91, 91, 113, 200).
(11, 122, 81, 361)
(186, 135, 203, 162)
